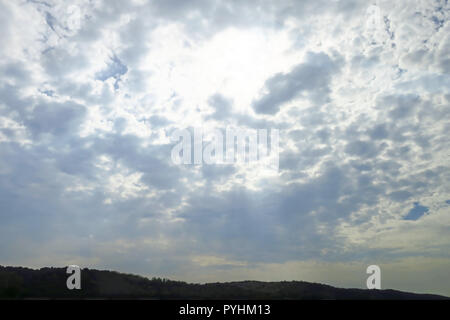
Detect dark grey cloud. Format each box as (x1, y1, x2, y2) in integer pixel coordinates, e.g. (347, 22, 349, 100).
(41, 47, 90, 78)
(388, 190, 413, 202)
(27, 101, 87, 137)
(0, 62, 32, 85)
(367, 123, 390, 140)
(252, 52, 342, 114)
(206, 93, 233, 121)
(383, 94, 421, 120)
(344, 140, 382, 159)
(147, 115, 172, 128)
(89, 133, 183, 190)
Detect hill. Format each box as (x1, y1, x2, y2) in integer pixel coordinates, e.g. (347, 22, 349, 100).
(0, 265, 447, 299)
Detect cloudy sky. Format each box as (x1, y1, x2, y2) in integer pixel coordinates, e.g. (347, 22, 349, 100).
(0, 0, 449, 295)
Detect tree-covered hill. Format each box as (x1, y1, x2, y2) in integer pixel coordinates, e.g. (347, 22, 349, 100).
(0, 266, 447, 300)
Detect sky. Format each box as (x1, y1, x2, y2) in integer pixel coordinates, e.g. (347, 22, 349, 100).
(0, 0, 449, 296)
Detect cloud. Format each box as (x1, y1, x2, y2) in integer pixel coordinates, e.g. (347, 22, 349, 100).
(27, 101, 87, 137)
(345, 140, 383, 159)
(404, 202, 429, 220)
(252, 52, 342, 114)
(205, 93, 233, 120)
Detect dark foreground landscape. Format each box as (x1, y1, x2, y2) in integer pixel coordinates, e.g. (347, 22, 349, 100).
(0, 266, 447, 300)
